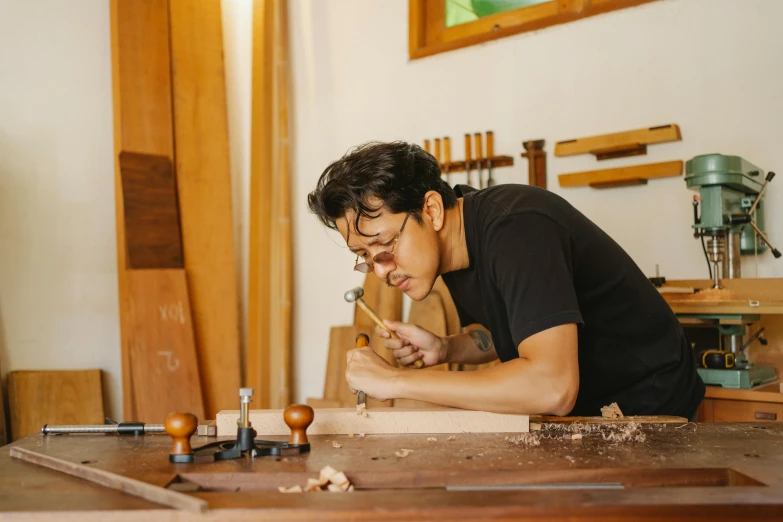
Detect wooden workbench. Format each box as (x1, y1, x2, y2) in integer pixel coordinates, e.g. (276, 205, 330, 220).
(2, 420, 783, 521)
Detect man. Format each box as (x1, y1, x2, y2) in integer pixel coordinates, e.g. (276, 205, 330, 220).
(308, 141, 705, 419)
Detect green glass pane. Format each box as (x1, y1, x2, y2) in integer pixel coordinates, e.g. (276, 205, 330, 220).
(445, 0, 552, 28)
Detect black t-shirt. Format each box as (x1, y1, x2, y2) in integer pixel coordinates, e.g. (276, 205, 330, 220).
(441, 184, 705, 417)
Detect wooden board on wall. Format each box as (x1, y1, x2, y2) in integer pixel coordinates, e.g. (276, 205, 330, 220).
(8, 370, 105, 441)
(168, 0, 241, 418)
(119, 152, 183, 269)
(111, 0, 176, 421)
(126, 270, 205, 423)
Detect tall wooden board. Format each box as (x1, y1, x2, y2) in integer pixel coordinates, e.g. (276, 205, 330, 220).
(169, 0, 241, 417)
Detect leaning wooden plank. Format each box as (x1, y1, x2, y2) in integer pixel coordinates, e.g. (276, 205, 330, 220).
(126, 270, 205, 422)
(168, 0, 241, 418)
(558, 161, 683, 188)
(119, 152, 184, 269)
(216, 408, 529, 436)
(247, 0, 293, 409)
(111, 0, 176, 421)
(554, 124, 681, 157)
(9, 447, 207, 513)
(8, 370, 105, 441)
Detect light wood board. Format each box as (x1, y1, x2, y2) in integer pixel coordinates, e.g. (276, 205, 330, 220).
(10, 447, 207, 513)
(555, 124, 681, 157)
(558, 160, 683, 188)
(216, 407, 529, 436)
(169, 0, 241, 418)
(111, 0, 176, 421)
(8, 370, 105, 441)
(246, 0, 293, 409)
(354, 274, 404, 371)
(126, 269, 205, 422)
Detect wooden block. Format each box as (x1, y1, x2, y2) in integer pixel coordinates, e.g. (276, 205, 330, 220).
(111, 0, 176, 421)
(216, 407, 529, 436)
(8, 370, 105, 441)
(589, 177, 648, 189)
(126, 269, 205, 422)
(558, 161, 683, 188)
(555, 124, 681, 157)
(119, 151, 183, 269)
(169, 0, 241, 418)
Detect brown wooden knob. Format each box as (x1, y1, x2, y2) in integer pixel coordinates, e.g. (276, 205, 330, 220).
(356, 333, 370, 348)
(284, 404, 314, 445)
(165, 412, 197, 456)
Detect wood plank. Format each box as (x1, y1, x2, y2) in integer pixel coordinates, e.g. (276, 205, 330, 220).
(354, 274, 403, 368)
(216, 407, 529, 436)
(111, 0, 176, 422)
(119, 152, 184, 269)
(9, 447, 207, 513)
(247, 0, 293, 409)
(126, 270, 205, 422)
(555, 124, 681, 157)
(558, 160, 683, 188)
(7, 370, 105, 442)
(531, 415, 688, 424)
(169, 0, 241, 418)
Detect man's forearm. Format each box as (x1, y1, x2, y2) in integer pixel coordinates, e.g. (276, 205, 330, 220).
(392, 358, 574, 415)
(444, 325, 498, 365)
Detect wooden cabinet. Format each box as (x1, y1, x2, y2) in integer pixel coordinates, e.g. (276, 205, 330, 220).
(698, 383, 783, 422)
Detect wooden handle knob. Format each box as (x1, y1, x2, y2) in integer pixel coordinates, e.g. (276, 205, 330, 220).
(356, 333, 370, 348)
(165, 412, 198, 456)
(464, 133, 472, 162)
(486, 131, 494, 157)
(284, 404, 314, 445)
(444, 137, 451, 163)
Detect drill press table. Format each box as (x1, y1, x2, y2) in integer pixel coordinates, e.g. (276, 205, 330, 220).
(2, 420, 783, 521)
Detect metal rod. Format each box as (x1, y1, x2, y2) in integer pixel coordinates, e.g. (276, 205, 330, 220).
(42, 423, 164, 435)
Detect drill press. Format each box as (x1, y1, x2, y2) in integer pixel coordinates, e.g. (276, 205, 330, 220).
(686, 153, 780, 388)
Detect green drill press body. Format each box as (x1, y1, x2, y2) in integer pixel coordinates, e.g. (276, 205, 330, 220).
(685, 154, 768, 254)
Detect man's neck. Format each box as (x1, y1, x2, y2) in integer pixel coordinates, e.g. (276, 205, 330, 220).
(439, 198, 469, 274)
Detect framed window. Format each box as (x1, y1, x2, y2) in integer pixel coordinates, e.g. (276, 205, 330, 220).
(409, 0, 661, 59)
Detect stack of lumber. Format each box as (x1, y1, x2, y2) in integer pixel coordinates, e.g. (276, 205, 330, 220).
(110, 0, 239, 422)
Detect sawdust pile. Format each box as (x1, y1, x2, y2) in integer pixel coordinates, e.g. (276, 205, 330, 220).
(505, 433, 541, 447)
(278, 465, 354, 493)
(537, 421, 647, 443)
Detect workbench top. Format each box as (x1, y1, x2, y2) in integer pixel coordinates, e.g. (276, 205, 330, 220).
(2, 421, 783, 521)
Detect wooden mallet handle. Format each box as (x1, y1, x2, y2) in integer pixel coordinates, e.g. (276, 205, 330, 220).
(356, 299, 424, 369)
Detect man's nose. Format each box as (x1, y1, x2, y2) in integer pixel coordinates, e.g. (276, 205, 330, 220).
(373, 259, 395, 280)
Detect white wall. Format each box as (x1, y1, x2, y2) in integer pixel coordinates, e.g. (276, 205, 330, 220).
(1, 0, 782, 420)
(0, 1, 119, 417)
(288, 0, 783, 403)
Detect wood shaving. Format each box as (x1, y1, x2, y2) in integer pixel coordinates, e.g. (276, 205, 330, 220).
(427, 437, 437, 442)
(358, 433, 365, 438)
(571, 433, 583, 440)
(601, 422, 646, 443)
(601, 402, 624, 419)
(280, 466, 354, 493)
(332, 441, 342, 448)
(278, 485, 303, 493)
(395, 448, 414, 458)
(448, 435, 456, 441)
(505, 433, 541, 447)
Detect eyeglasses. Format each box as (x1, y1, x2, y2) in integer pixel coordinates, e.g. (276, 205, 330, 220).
(353, 211, 412, 273)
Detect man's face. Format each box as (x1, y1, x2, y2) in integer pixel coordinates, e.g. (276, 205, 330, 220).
(337, 199, 440, 301)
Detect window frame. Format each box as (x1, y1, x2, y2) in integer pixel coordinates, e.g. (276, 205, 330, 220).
(409, 0, 662, 60)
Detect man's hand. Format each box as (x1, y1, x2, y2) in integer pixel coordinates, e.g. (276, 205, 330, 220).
(377, 320, 448, 368)
(345, 347, 399, 402)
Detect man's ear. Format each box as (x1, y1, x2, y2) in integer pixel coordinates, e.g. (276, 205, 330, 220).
(422, 190, 445, 232)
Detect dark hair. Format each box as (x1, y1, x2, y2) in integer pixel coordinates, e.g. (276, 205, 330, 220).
(307, 141, 457, 236)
